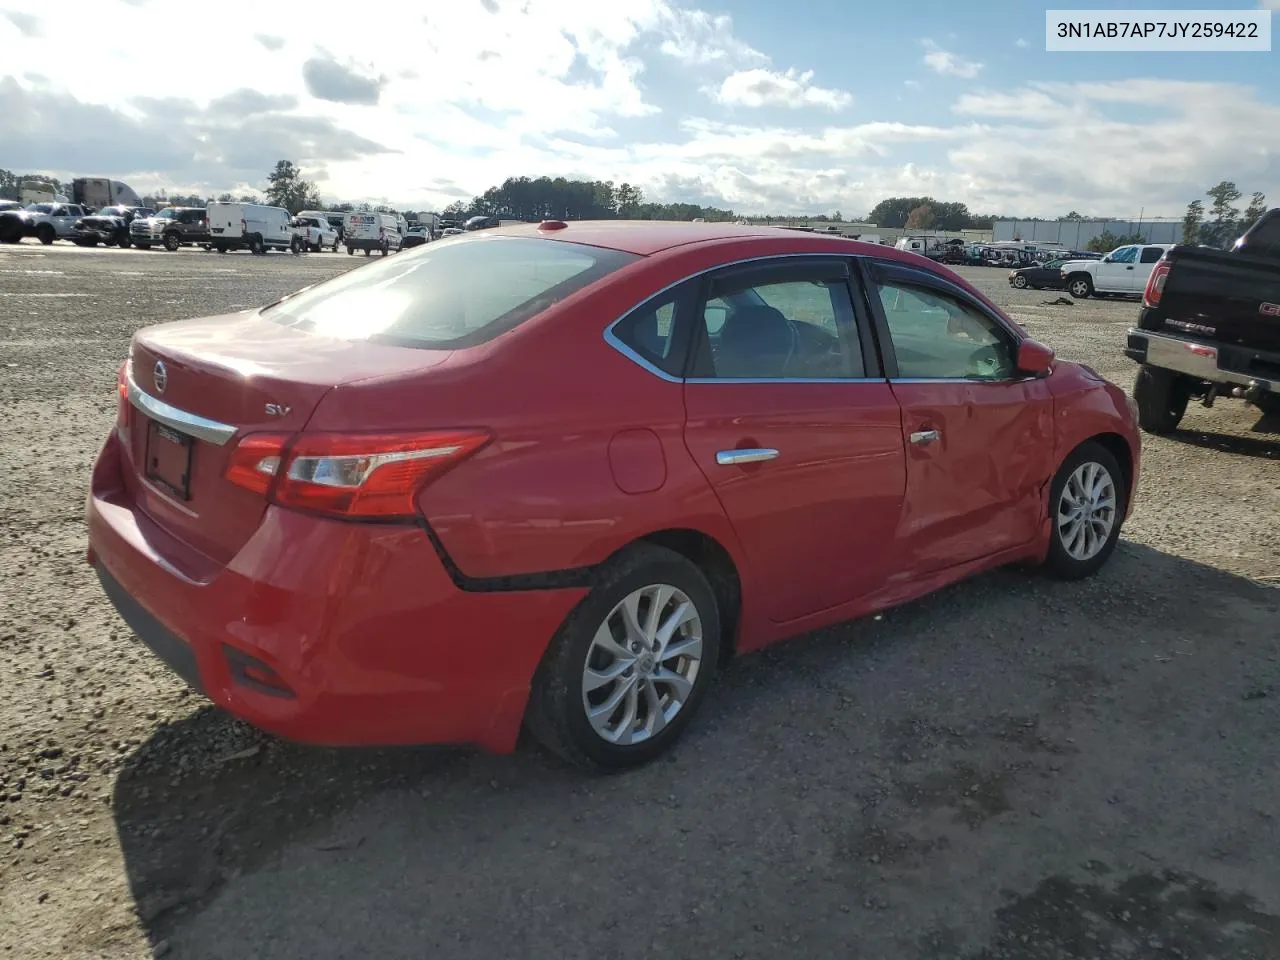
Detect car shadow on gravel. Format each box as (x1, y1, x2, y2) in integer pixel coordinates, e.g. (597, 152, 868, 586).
(110, 541, 1280, 959)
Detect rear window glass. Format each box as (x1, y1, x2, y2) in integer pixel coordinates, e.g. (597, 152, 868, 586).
(262, 236, 638, 349)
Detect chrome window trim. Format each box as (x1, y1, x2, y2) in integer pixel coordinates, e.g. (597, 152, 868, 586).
(602, 252, 877, 385)
(126, 366, 238, 446)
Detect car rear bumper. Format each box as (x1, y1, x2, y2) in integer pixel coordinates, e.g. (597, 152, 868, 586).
(86, 429, 585, 752)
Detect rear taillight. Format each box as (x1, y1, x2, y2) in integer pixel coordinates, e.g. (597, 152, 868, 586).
(1143, 259, 1171, 308)
(224, 433, 289, 495)
(115, 361, 130, 440)
(224, 430, 490, 519)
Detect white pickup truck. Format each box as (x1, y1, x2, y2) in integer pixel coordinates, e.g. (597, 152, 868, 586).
(1060, 243, 1174, 299)
(290, 215, 339, 252)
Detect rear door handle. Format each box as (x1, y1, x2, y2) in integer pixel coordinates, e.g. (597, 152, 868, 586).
(716, 448, 779, 465)
(909, 429, 940, 446)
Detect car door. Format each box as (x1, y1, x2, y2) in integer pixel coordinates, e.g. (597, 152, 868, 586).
(1095, 245, 1137, 293)
(681, 257, 907, 623)
(52, 205, 77, 235)
(863, 261, 1055, 577)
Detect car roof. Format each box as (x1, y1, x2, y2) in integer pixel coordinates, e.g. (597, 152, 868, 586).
(482, 219, 917, 258)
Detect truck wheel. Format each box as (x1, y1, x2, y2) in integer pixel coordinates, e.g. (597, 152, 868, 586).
(1066, 274, 1094, 299)
(290, 236, 301, 254)
(379, 240, 388, 257)
(163, 232, 181, 252)
(36, 224, 56, 245)
(346, 245, 354, 256)
(1254, 394, 1280, 418)
(1133, 365, 1191, 434)
(115, 232, 131, 248)
(332, 239, 339, 252)
(1012, 274, 1028, 288)
(249, 235, 264, 255)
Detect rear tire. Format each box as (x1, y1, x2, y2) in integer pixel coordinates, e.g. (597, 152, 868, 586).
(1254, 394, 1280, 418)
(115, 232, 131, 248)
(1043, 441, 1126, 581)
(526, 543, 721, 771)
(36, 224, 56, 245)
(1066, 274, 1094, 299)
(346, 245, 354, 256)
(1133, 365, 1190, 434)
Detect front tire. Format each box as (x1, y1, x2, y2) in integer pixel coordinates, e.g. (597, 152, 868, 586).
(526, 544, 721, 771)
(163, 232, 181, 252)
(36, 224, 56, 245)
(1066, 274, 1094, 299)
(346, 245, 354, 256)
(1044, 441, 1126, 580)
(1012, 274, 1028, 289)
(1133, 365, 1191, 434)
(249, 235, 264, 255)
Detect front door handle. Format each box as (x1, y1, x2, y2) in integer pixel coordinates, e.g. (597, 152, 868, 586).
(909, 429, 940, 446)
(716, 448, 779, 466)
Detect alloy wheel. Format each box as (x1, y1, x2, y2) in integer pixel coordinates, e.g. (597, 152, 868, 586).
(581, 584, 703, 746)
(1056, 461, 1117, 561)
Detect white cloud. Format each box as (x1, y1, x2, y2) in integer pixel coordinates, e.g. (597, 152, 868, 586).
(711, 68, 852, 110)
(921, 39, 984, 78)
(1015, 37, 1029, 48)
(0, 0, 1277, 220)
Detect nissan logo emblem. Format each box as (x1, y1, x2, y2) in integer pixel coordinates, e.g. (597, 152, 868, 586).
(153, 361, 168, 395)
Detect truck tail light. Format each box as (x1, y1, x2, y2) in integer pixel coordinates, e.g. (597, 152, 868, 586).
(223, 430, 491, 519)
(1143, 259, 1171, 308)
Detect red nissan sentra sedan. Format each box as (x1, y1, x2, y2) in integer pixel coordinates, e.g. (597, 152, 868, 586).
(86, 221, 1140, 769)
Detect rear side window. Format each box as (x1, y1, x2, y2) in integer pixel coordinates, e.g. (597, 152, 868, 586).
(263, 236, 638, 349)
(1139, 247, 1164, 263)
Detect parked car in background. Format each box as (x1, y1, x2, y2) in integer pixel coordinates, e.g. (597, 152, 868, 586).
(297, 210, 343, 246)
(23, 202, 91, 244)
(344, 211, 403, 255)
(1125, 208, 1280, 432)
(130, 207, 210, 251)
(1008, 258, 1070, 290)
(464, 214, 501, 231)
(206, 202, 292, 254)
(291, 215, 339, 253)
(72, 205, 155, 248)
(402, 224, 431, 248)
(1060, 243, 1174, 299)
(0, 206, 30, 243)
(88, 221, 1140, 771)
(0, 200, 21, 213)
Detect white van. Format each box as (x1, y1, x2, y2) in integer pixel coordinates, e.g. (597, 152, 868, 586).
(344, 211, 403, 256)
(206, 202, 293, 254)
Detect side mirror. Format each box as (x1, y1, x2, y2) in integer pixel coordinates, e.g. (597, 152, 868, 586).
(1016, 339, 1055, 376)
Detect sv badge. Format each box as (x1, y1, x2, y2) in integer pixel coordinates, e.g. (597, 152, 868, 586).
(265, 403, 292, 417)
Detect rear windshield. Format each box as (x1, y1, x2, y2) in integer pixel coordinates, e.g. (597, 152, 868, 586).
(262, 235, 638, 349)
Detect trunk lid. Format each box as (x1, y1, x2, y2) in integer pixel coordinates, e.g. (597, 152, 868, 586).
(123, 309, 450, 565)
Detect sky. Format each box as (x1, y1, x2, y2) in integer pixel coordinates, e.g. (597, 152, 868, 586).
(1, 0, 1278, 218)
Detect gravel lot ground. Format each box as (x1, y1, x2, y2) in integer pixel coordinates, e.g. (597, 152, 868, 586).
(1, 242, 1278, 960)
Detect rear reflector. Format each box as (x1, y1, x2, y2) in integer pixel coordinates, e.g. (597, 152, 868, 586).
(115, 361, 130, 440)
(223, 429, 490, 520)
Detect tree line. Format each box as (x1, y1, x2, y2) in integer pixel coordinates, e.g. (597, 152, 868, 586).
(3, 165, 1271, 248)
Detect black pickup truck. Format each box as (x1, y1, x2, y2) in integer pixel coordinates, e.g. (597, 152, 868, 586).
(1125, 209, 1280, 433)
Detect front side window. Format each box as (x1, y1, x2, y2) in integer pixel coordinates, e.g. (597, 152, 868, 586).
(876, 281, 1014, 381)
(263, 236, 638, 349)
(696, 271, 863, 380)
(1109, 246, 1138, 264)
